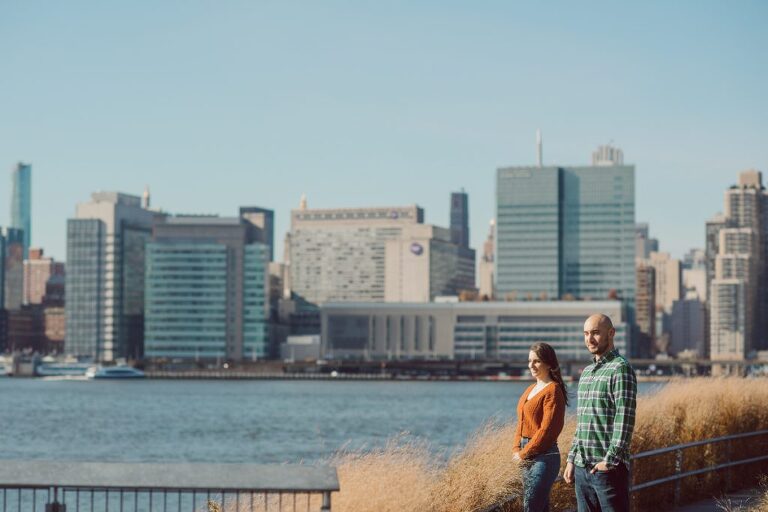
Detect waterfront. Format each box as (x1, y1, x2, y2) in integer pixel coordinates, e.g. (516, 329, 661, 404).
(0, 379, 662, 464)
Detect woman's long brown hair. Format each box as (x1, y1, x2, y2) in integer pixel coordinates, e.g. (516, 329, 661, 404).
(530, 342, 569, 406)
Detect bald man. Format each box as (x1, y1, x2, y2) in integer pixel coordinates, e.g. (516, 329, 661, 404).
(563, 314, 637, 512)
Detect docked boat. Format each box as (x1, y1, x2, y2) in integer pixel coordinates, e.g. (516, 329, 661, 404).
(85, 366, 146, 379)
(36, 362, 93, 377)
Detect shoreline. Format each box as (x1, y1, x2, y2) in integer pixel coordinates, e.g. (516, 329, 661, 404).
(142, 371, 676, 382)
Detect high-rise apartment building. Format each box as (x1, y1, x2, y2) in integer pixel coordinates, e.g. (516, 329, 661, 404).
(635, 260, 656, 358)
(648, 252, 682, 313)
(495, 150, 635, 313)
(682, 248, 707, 301)
(707, 170, 768, 360)
(670, 294, 706, 358)
(23, 248, 65, 305)
(287, 201, 475, 306)
(10, 162, 32, 258)
(66, 192, 159, 361)
(144, 216, 269, 361)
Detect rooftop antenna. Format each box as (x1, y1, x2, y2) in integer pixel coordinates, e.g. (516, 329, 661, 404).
(536, 129, 543, 167)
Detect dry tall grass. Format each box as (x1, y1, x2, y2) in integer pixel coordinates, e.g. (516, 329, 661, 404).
(209, 377, 768, 512)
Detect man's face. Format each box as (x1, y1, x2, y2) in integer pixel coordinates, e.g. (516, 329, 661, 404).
(583, 316, 614, 357)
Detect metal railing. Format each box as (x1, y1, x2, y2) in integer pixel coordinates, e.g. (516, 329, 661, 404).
(0, 461, 339, 512)
(629, 429, 768, 505)
(478, 429, 768, 512)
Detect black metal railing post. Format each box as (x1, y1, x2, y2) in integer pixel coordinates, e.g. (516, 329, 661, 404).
(673, 448, 683, 506)
(321, 491, 331, 511)
(45, 486, 65, 512)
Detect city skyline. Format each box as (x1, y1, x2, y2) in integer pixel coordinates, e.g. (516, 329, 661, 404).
(1, 2, 767, 263)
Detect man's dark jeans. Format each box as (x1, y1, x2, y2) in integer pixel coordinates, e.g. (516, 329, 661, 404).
(574, 463, 630, 512)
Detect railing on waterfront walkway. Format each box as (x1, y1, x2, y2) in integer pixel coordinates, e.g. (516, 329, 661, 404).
(478, 429, 768, 512)
(0, 461, 339, 512)
(629, 429, 768, 505)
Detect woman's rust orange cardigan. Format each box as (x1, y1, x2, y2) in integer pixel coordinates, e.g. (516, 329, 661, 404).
(511, 382, 566, 459)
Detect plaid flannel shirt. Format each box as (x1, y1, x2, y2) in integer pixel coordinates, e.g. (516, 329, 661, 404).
(567, 349, 637, 468)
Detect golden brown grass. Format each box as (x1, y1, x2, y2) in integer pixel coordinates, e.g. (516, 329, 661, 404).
(209, 377, 768, 512)
(748, 476, 768, 512)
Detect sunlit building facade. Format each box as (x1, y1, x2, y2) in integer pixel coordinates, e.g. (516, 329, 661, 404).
(321, 300, 626, 362)
(66, 192, 157, 361)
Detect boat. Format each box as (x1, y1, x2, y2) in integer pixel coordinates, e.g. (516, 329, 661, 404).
(36, 362, 93, 377)
(85, 366, 146, 379)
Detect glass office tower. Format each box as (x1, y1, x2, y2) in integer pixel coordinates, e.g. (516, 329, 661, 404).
(496, 162, 635, 348)
(144, 217, 269, 361)
(10, 163, 31, 258)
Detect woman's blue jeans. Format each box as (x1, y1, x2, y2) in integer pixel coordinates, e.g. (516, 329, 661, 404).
(519, 437, 561, 512)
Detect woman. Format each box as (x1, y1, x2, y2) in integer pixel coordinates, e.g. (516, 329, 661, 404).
(512, 342, 568, 512)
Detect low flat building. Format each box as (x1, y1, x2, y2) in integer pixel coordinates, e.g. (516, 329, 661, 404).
(320, 300, 626, 362)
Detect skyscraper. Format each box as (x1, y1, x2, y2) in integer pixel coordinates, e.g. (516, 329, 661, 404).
(450, 191, 470, 248)
(495, 147, 635, 349)
(449, 190, 476, 293)
(66, 192, 159, 361)
(707, 170, 767, 361)
(10, 162, 32, 258)
(144, 216, 269, 361)
(2, 227, 24, 310)
(634, 260, 656, 358)
(649, 252, 682, 312)
(496, 154, 635, 300)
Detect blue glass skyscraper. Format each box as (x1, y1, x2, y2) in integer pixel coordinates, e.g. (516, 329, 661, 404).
(495, 156, 635, 348)
(10, 162, 31, 258)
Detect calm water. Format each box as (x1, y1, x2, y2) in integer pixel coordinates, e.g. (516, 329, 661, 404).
(0, 378, 662, 464)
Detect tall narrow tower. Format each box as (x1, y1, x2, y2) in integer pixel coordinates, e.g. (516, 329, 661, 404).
(450, 190, 470, 248)
(10, 162, 32, 258)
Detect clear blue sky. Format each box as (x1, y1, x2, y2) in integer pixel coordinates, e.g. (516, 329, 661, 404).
(1, 1, 766, 262)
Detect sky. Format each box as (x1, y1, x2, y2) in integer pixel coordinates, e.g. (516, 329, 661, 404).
(1, 1, 766, 262)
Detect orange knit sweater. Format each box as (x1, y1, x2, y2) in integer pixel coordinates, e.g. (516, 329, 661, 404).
(512, 382, 566, 459)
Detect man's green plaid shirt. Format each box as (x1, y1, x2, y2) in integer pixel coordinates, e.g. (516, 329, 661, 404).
(567, 348, 637, 468)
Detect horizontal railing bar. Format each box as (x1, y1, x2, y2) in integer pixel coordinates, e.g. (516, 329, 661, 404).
(0, 461, 339, 492)
(49, 487, 332, 493)
(630, 453, 768, 492)
(632, 429, 768, 460)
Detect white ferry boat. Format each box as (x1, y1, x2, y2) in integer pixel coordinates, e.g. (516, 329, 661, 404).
(36, 362, 93, 377)
(85, 366, 146, 379)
